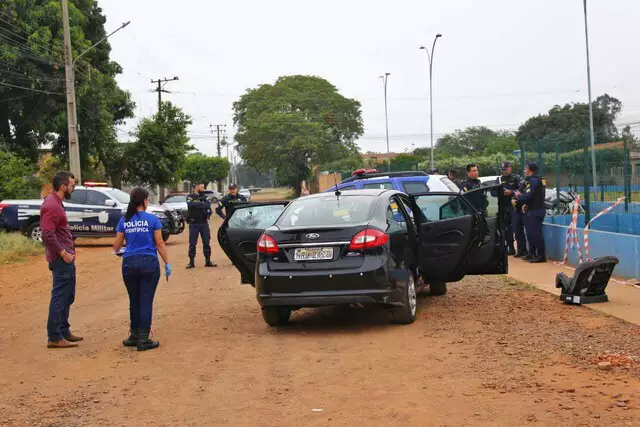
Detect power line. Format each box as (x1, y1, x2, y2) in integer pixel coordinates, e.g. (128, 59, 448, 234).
(0, 16, 61, 58)
(0, 80, 63, 95)
(0, 31, 63, 65)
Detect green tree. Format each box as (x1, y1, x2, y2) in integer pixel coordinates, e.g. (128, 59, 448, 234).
(516, 94, 622, 152)
(435, 127, 516, 158)
(127, 101, 192, 189)
(0, 0, 135, 174)
(183, 154, 230, 188)
(0, 151, 41, 199)
(233, 75, 364, 196)
(389, 153, 422, 171)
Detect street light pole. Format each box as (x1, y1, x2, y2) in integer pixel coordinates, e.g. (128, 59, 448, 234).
(420, 34, 442, 172)
(379, 73, 391, 172)
(582, 0, 598, 198)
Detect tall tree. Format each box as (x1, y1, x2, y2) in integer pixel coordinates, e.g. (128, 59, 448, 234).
(516, 94, 622, 152)
(435, 126, 516, 158)
(233, 75, 364, 196)
(0, 0, 135, 171)
(183, 154, 230, 188)
(126, 101, 192, 189)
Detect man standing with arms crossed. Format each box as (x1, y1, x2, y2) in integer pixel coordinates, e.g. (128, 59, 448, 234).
(186, 182, 216, 269)
(215, 183, 248, 221)
(492, 162, 523, 256)
(41, 171, 83, 348)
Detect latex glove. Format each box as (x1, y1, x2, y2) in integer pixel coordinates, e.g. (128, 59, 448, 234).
(165, 264, 172, 281)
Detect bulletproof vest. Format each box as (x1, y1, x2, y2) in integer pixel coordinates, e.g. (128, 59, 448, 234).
(528, 176, 546, 210)
(498, 174, 520, 207)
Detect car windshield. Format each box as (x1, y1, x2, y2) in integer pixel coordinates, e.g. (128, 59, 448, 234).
(165, 195, 187, 203)
(105, 188, 130, 204)
(277, 195, 375, 227)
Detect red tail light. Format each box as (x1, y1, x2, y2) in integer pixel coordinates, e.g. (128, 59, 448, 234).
(0, 203, 9, 214)
(348, 228, 389, 251)
(257, 234, 280, 254)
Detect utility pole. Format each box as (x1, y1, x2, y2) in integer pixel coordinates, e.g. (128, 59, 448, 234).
(150, 76, 179, 203)
(61, 0, 81, 183)
(210, 124, 226, 191)
(379, 73, 391, 172)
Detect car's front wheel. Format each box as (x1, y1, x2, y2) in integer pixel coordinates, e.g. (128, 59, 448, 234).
(429, 282, 447, 296)
(261, 307, 292, 326)
(393, 270, 417, 324)
(26, 221, 43, 243)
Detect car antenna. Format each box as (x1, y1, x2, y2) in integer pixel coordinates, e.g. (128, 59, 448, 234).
(333, 172, 341, 202)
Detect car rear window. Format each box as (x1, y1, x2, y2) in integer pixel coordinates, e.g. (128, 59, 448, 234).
(277, 195, 376, 227)
(362, 181, 393, 190)
(402, 181, 429, 195)
(440, 177, 461, 193)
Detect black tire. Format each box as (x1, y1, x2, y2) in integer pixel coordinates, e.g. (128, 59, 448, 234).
(261, 307, 292, 326)
(26, 221, 43, 243)
(393, 270, 417, 324)
(161, 230, 170, 242)
(429, 282, 447, 296)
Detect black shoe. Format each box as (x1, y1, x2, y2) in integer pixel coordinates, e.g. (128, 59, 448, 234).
(137, 330, 159, 352)
(507, 247, 516, 256)
(528, 256, 547, 264)
(521, 254, 533, 261)
(205, 259, 217, 268)
(186, 261, 195, 269)
(514, 251, 528, 259)
(123, 330, 138, 347)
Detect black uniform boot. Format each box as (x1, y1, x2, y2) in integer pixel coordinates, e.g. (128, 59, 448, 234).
(137, 330, 159, 351)
(521, 253, 534, 261)
(186, 259, 195, 269)
(123, 329, 138, 347)
(205, 258, 217, 268)
(529, 255, 547, 264)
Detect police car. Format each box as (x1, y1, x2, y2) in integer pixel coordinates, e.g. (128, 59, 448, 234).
(0, 182, 185, 242)
(327, 169, 460, 194)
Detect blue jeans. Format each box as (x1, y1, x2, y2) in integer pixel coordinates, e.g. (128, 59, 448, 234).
(122, 255, 160, 332)
(47, 258, 76, 341)
(188, 223, 211, 261)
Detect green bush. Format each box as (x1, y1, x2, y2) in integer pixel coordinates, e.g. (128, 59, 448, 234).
(0, 152, 41, 201)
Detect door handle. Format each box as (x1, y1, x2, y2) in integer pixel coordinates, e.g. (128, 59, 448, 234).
(83, 209, 93, 212)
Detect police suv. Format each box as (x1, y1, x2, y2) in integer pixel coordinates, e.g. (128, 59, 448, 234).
(327, 169, 460, 194)
(0, 182, 185, 242)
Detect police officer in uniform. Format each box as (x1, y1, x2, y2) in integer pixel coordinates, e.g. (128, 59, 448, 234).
(460, 163, 487, 215)
(514, 162, 547, 263)
(492, 162, 523, 256)
(186, 183, 216, 269)
(215, 183, 248, 221)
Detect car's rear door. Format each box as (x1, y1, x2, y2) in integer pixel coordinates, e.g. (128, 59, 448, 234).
(461, 185, 507, 275)
(410, 192, 482, 283)
(217, 202, 288, 285)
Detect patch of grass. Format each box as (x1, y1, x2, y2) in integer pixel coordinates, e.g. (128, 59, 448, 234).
(0, 232, 43, 264)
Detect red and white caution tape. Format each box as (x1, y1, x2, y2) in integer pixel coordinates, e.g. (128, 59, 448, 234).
(563, 195, 582, 265)
(583, 196, 626, 260)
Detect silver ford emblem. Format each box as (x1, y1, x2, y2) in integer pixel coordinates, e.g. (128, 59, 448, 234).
(306, 233, 320, 239)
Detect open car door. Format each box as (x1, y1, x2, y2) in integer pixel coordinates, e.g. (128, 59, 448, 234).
(217, 202, 288, 286)
(409, 186, 506, 284)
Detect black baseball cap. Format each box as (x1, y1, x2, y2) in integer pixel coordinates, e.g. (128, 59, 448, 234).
(501, 161, 512, 169)
(228, 183, 238, 190)
(525, 162, 538, 172)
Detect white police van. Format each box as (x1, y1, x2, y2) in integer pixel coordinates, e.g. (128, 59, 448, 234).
(0, 182, 185, 242)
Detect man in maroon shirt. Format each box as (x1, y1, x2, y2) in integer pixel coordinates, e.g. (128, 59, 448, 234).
(41, 171, 83, 348)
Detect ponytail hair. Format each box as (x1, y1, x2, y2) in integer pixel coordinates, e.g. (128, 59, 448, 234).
(125, 187, 149, 222)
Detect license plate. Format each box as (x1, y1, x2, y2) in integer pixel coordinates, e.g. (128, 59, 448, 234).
(294, 247, 333, 261)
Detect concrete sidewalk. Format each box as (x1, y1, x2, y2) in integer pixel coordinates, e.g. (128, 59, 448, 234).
(507, 257, 640, 326)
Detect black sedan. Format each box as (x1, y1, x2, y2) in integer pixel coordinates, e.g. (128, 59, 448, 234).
(218, 187, 507, 326)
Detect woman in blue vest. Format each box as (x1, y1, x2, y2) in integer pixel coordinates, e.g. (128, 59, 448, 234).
(113, 188, 172, 351)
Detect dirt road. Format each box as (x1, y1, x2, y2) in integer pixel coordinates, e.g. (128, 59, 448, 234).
(1, 228, 639, 426)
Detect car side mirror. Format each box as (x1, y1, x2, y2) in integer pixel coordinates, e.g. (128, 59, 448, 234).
(105, 199, 117, 207)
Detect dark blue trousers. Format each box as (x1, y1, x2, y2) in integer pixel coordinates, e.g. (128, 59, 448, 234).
(188, 223, 211, 261)
(524, 210, 546, 258)
(510, 210, 527, 253)
(47, 258, 76, 341)
(122, 255, 160, 332)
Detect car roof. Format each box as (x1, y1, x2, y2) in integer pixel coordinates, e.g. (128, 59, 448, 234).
(75, 186, 115, 192)
(306, 189, 398, 199)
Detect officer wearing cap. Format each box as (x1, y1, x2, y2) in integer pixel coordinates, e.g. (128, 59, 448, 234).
(460, 163, 488, 215)
(513, 162, 547, 263)
(215, 183, 248, 221)
(186, 183, 216, 269)
(491, 162, 523, 256)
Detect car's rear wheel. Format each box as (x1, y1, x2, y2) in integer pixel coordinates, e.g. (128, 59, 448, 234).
(261, 307, 292, 326)
(429, 282, 447, 296)
(393, 270, 417, 324)
(26, 221, 43, 243)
